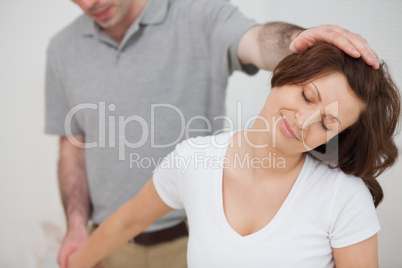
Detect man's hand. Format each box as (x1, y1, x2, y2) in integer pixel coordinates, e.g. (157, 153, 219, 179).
(289, 25, 380, 69)
(67, 249, 104, 268)
(57, 226, 89, 268)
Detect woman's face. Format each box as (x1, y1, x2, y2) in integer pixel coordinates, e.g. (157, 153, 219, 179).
(262, 72, 366, 155)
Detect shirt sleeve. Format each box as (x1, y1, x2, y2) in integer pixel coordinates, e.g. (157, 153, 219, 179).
(199, 0, 259, 75)
(44, 40, 83, 136)
(328, 175, 381, 248)
(152, 143, 185, 210)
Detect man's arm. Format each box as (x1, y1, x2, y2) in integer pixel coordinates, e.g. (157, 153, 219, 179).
(67, 179, 173, 268)
(333, 234, 379, 268)
(238, 22, 380, 71)
(238, 22, 303, 71)
(57, 134, 91, 268)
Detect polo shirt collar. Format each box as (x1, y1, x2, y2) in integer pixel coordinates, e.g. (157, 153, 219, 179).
(118, 0, 168, 49)
(81, 0, 168, 37)
(140, 0, 169, 25)
(82, 15, 97, 37)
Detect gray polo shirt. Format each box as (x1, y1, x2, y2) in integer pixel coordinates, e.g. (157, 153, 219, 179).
(45, 0, 257, 231)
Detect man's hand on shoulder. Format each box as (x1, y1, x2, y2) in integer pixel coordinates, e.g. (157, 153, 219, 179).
(289, 25, 380, 69)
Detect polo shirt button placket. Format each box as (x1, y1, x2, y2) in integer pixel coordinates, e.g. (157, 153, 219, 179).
(116, 47, 125, 60)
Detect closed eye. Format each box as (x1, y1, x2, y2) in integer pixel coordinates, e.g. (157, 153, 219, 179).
(301, 91, 311, 103)
(302, 91, 329, 131)
(321, 119, 329, 131)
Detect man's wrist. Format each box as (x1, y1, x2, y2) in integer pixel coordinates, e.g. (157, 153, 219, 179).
(66, 211, 89, 232)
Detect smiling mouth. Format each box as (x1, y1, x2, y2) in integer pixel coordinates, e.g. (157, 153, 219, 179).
(280, 114, 298, 140)
(93, 6, 112, 20)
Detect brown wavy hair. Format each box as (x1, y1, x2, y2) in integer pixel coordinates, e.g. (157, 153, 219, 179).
(271, 42, 400, 207)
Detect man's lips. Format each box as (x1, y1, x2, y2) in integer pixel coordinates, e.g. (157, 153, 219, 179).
(93, 6, 112, 20)
(280, 114, 298, 140)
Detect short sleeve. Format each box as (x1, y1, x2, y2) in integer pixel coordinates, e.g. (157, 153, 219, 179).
(328, 176, 381, 248)
(44, 40, 83, 136)
(201, 0, 259, 75)
(152, 145, 185, 210)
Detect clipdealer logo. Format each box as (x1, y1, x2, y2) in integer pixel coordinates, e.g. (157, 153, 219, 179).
(63, 101, 265, 160)
(63, 101, 340, 164)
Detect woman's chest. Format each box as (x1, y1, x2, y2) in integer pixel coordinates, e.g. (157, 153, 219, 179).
(221, 169, 296, 237)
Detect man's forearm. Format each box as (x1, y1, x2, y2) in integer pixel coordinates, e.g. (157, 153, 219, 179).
(238, 22, 305, 71)
(258, 22, 305, 70)
(58, 167, 91, 229)
(58, 136, 91, 230)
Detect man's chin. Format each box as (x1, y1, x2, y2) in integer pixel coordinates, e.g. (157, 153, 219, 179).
(94, 19, 115, 29)
(86, 12, 113, 27)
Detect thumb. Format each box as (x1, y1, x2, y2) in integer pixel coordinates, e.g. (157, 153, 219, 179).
(61, 249, 74, 268)
(57, 251, 66, 268)
(60, 254, 69, 268)
(94, 262, 104, 268)
(290, 37, 311, 53)
(289, 39, 297, 53)
(60, 257, 66, 268)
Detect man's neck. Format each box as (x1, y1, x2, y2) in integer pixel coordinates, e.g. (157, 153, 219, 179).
(103, 0, 148, 45)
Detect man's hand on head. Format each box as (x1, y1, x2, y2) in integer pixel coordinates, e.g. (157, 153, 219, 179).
(289, 25, 380, 69)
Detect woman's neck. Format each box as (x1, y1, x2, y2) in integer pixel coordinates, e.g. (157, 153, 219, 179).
(230, 129, 306, 179)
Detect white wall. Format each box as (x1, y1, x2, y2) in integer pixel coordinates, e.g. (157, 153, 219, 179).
(0, 1, 82, 267)
(0, 0, 400, 267)
(228, 1, 402, 267)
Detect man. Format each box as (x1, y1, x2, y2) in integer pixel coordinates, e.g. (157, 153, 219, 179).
(45, 0, 379, 267)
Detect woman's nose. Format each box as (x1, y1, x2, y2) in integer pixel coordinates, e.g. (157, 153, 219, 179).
(294, 109, 321, 130)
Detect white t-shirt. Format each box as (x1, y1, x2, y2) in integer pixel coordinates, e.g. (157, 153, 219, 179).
(153, 132, 380, 268)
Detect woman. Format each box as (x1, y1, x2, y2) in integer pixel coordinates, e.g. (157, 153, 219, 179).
(68, 43, 400, 268)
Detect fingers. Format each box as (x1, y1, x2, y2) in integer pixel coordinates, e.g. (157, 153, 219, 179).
(290, 25, 380, 69)
(58, 248, 75, 268)
(57, 249, 68, 268)
(57, 248, 63, 268)
(94, 262, 104, 268)
(337, 27, 380, 69)
(328, 29, 361, 57)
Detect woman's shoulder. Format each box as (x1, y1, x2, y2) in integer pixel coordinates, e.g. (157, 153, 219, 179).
(305, 155, 367, 192)
(174, 131, 233, 155)
(304, 156, 375, 227)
